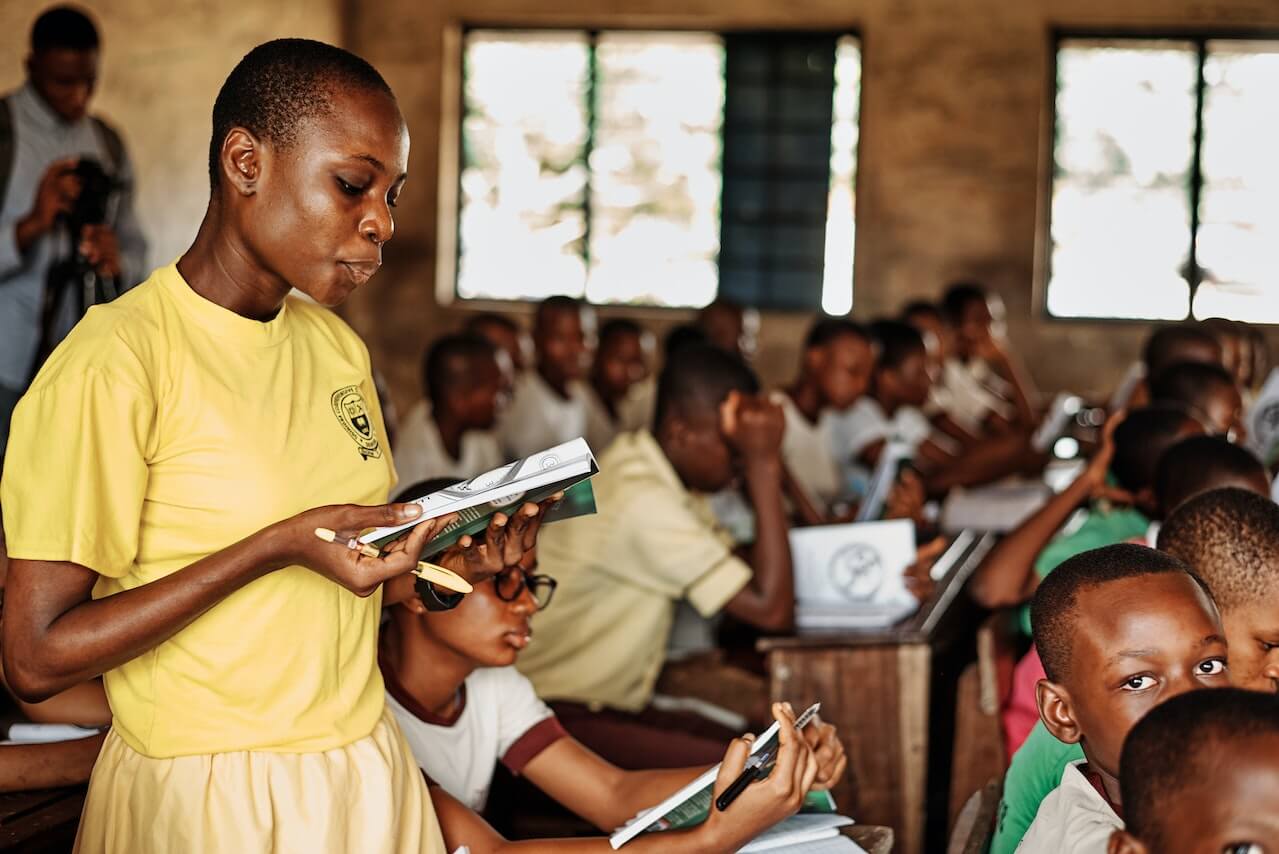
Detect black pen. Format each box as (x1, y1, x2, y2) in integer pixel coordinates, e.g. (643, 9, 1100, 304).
(715, 747, 775, 812)
(715, 702, 822, 813)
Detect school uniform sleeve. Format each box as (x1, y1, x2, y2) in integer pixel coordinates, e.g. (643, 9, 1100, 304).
(1, 326, 154, 578)
(619, 487, 752, 618)
(830, 399, 891, 463)
(988, 723, 1087, 854)
(491, 667, 566, 774)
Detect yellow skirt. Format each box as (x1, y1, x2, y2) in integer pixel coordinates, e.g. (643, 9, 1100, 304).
(74, 707, 445, 854)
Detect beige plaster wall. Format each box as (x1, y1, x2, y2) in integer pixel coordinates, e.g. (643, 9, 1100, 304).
(4, 2, 1277, 419)
(343, 0, 1279, 418)
(0, 0, 344, 271)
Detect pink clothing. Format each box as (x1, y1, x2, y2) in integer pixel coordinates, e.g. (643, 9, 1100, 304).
(1002, 645, 1047, 760)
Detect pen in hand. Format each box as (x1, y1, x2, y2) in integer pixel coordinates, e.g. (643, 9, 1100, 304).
(313, 527, 474, 594)
(715, 749, 775, 812)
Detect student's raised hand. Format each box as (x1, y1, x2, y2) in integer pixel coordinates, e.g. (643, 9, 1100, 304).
(721, 391, 785, 462)
(1085, 408, 1131, 503)
(905, 536, 947, 602)
(702, 703, 818, 852)
(801, 715, 848, 791)
(884, 469, 926, 523)
(283, 503, 459, 596)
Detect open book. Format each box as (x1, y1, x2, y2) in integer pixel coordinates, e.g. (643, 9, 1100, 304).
(359, 438, 599, 557)
(610, 703, 839, 849)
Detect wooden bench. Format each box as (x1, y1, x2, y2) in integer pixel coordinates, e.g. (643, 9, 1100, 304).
(0, 786, 85, 853)
(948, 609, 1023, 832)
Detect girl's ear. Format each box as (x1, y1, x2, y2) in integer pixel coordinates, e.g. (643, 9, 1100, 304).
(1036, 678, 1083, 745)
(1107, 829, 1148, 854)
(384, 573, 428, 614)
(220, 127, 263, 196)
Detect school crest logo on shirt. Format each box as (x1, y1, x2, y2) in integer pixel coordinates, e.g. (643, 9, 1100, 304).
(331, 385, 382, 460)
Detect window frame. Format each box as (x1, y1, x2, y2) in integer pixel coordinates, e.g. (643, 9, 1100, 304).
(1040, 27, 1279, 325)
(444, 24, 863, 314)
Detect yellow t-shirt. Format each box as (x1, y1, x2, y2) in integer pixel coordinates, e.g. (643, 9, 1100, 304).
(515, 430, 752, 712)
(1, 263, 396, 758)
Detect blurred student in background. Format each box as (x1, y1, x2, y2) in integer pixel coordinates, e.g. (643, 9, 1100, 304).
(394, 334, 509, 484)
(498, 297, 595, 459)
(936, 282, 1038, 435)
(584, 318, 655, 454)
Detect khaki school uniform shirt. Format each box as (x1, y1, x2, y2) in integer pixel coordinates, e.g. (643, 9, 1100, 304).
(516, 431, 753, 712)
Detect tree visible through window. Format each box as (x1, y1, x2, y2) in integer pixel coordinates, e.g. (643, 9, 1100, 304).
(1046, 37, 1279, 322)
(456, 29, 861, 313)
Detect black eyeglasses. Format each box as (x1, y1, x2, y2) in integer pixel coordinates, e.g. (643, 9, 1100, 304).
(493, 568, 557, 611)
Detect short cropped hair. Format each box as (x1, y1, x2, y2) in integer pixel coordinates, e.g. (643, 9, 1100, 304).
(901, 300, 942, 324)
(654, 344, 759, 429)
(664, 324, 709, 360)
(1143, 325, 1222, 380)
(1158, 487, 1279, 612)
(1149, 360, 1237, 421)
(868, 320, 925, 372)
(1109, 404, 1199, 494)
(465, 313, 520, 336)
(804, 318, 869, 351)
(1031, 543, 1201, 683)
(940, 281, 987, 324)
(31, 5, 98, 52)
(598, 318, 645, 350)
(1120, 688, 1279, 850)
(1154, 435, 1266, 515)
(534, 295, 584, 331)
(423, 333, 497, 405)
(209, 39, 393, 187)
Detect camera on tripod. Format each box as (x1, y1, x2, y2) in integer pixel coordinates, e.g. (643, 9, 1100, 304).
(65, 156, 119, 242)
(29, 156, 126, 379)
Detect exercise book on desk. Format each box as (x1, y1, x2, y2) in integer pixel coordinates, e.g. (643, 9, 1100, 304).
(609, 703, 846, 849)
(789, 519, 918, 631)
(739, 814, 859, 852)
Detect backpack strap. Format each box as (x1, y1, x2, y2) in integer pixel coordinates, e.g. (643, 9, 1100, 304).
(0, 96, 14, 210)
(90, 115, 124, 176)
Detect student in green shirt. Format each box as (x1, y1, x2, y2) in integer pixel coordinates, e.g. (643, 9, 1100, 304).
(987, 435, 1271, 854)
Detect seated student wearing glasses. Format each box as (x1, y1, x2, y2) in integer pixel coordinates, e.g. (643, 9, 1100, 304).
(380, 479, 846, 854)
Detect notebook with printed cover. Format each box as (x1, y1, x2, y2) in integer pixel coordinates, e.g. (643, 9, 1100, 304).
(790, 519, 918, 631)
(359, 438, 599, 558)
(609, 703, 837, 848)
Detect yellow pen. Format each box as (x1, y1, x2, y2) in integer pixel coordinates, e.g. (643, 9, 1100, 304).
(313, 528, 473, 594)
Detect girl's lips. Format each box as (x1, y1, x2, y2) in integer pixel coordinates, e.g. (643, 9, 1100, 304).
(503, 628, 533, 650)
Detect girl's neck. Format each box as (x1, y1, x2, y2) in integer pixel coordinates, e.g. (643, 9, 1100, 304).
(178, 206, 291, 322)
(381, 620, 475, 718)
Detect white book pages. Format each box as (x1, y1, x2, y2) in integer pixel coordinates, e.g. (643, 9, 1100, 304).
(738, 814, 855, 852)
(359, 437, 596, 544)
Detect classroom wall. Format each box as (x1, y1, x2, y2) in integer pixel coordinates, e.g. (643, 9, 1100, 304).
(3, 1, 1277, 421)
(344, 0, 1279, 419)
(0, 0, 344, 272)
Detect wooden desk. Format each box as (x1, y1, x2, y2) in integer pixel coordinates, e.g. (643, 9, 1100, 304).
(847, 824, 894, 854)
(0, 787, 85, 852)
(760, 533, 996, 854)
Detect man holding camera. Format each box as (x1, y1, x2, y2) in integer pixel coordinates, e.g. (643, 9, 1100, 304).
(0, 6, 146, 461)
